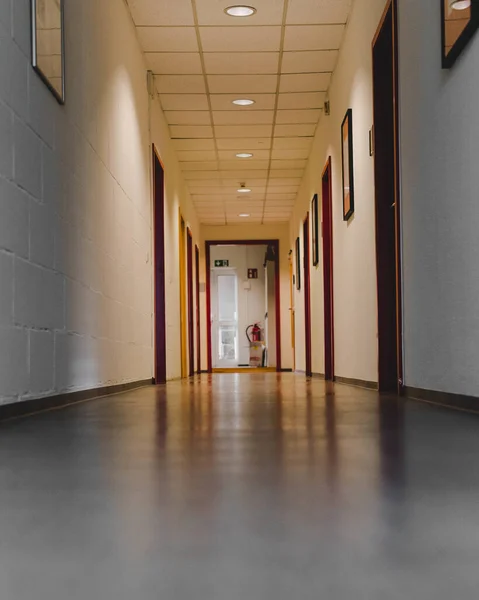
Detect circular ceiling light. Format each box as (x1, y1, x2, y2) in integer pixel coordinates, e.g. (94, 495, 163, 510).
(232, 98, 255, 106)
(239, 213, 250, 218)
(450, 0, 471, 8)
(236, 153, 253, 158)
(225, 5, 257, 17)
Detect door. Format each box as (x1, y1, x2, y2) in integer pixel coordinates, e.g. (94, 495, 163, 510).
(179, 214, 187, 378)
(289, 252, 296, 371)
(322, 158, 335, 381)
(303, 214, 312, 377)
(211, 269, 239, 368)
(195, 245, 201, 374)
(153, 147, 166, 384)
(187, 229, 194, 377)
(373, 0, 402, 392)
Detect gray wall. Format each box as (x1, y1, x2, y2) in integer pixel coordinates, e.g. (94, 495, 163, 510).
(399, 0, 479, 395)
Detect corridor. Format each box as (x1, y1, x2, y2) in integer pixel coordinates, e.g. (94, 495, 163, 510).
(0, 374, 478, 598)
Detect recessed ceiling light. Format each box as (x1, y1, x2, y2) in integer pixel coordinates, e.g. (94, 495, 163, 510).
(237, 187, 252, 193)
(225, 5, 257, 17)
(236, 153, 253, 159)
(232, 98, 255, 106)
(450, 0, 470, 9)
(239, 213, 250, 218)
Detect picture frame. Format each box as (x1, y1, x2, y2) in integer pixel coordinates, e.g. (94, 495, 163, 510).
(295, 237, 301, 290)
(311, 194, 319, 266)
(341, 108, 354, 221)
(441, 0, 479, 68)
(31, 0, 65, 104)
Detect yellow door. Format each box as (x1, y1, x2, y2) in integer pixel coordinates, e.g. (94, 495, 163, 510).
(179, 213, 187, 378)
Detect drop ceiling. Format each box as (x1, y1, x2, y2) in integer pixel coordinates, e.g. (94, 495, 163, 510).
(127, 0, 353, 225)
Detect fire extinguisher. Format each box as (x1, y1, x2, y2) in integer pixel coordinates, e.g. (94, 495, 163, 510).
(246, 323, 262, 343)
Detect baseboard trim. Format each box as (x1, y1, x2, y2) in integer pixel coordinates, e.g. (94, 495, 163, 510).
(311, 372, 325, 379)
(334, 376, 378, 391)
(279, 368, 293, 373)
(0, 379, 153, 422)
(403, 386, 479, 414)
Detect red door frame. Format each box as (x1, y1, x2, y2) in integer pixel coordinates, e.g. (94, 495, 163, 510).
(187, 228, 195, 377)
(195, 245, 201, 374)
(303, 214, 312, 377)
(372, 0, 403, 392)
(322, 158, 335, 381)
(152, 146, 167, 384)
(205, 239, 282, 373)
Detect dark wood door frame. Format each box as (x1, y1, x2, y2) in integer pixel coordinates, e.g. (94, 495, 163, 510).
(303, 214, 312, 377)
(187, 228, 195, 377)
(152, 146, 167, 384)
(372, 0, 403, 393)
(322, 158, 335, 381)
(195, 245, 201, 374)
(205, 239, 282, 373)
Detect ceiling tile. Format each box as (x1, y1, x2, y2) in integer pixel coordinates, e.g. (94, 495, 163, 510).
(156, 75, 206, 94)
(271, 159, 308, 169)
(208, 75, 278, 94)
(286, 0, 352, 25)
(273, 137, 313, 150)
(204, 53, 280, 75)
(266, 193, 298, 201)
(284, 25, 345, 51)
(213, 111, 275, 126)
(136, 27, 199, 52)
(196, 0, 285, 26)
(268, 178, 303, 186)
(282, 50, 339, 73)
(181, 161, 219, 170)
(173, 138, 216, 151)
(280, 73, 331, 93)
(127, 0, 195, 25)
(177, 150, 217, 161)
(216, 138, 272, 150)
(272, 147, 310, 160)
(183, 171, 222, 180)
(165, 111, 211, 125)
(160, 94, 209, 111)
(210, 94, 276, 111)
(170, 125, 214, 139)
(215, 125, 273, 138)
(267, 185, 300, 194)
(220, 170, 269, 179)
(219, 160, 270, 171)
(276, 109, 321, 124)
(200, 27, 282, 52)
(268, 169, 305, 178)
(275, 123, 316, 137)
(277, 91, 325, 109)
(146, 53, 202, 75)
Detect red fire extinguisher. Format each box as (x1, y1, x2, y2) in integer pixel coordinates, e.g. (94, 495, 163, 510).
(246, 323, 262, 343)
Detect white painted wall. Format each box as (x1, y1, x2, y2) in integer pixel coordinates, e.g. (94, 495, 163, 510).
(0, 0, 198, 403)
(290, 0, 387, 382)
(200, 224, 293, 371)
(210, 245, 267, 366)
(398, 0, 479, 396)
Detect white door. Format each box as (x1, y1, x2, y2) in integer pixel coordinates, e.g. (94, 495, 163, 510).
(211, 269, 239, 368)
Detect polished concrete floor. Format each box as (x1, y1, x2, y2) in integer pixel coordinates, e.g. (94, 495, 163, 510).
(0, 374, 478, 598)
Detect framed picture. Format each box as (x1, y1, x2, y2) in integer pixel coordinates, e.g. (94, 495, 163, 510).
(442, 0, 479, 68)
(341, 109, 354, 221)
(31, 0, 65, 104)
(295, 237, 301, 290)
(311, 194, 319, 266)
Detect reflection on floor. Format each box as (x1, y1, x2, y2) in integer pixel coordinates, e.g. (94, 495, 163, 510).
(0, 373, 478, 598)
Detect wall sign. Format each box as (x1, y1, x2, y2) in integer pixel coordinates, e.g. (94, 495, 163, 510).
(214, 260, 229, 267)
(248, 268, 258, 279)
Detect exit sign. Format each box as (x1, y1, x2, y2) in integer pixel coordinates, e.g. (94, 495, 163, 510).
(214, 260, 229, 267)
